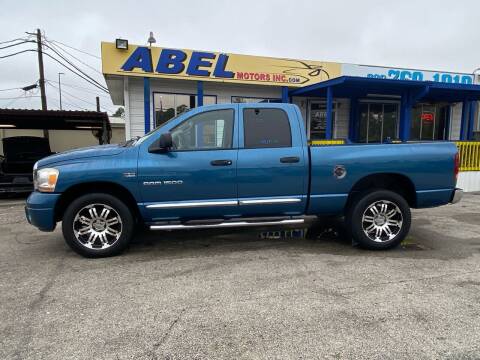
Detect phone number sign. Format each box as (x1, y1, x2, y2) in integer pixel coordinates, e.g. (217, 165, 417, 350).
(342, 64, 473, 84)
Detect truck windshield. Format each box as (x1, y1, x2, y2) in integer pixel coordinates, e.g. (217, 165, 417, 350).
(133, 114, 182, 146)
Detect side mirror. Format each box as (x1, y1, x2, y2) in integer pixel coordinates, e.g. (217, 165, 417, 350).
(148, 133, 173, 153)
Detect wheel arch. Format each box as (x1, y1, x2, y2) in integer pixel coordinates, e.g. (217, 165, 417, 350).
(346, 173, 416, 209)
(54, 181, 141, 223)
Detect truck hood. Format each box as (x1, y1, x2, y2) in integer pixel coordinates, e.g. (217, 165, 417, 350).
(36, 144, 126, 167)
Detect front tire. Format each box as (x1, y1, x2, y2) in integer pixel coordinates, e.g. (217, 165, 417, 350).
(346, 189, 411, 250)
(62, 193, 134, 258)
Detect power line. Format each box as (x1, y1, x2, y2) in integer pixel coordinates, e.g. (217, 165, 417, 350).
(0, 49, 36, 59)
(49, 39, 101, 60)
(0, 87, 23, 92)
(46, 81, 112, 112)
(42, 52, 109, 93)
(4, 96, 23, 108)
(0, 36, 108, 94)
(45, 79, 110, 98)
(0, 95, 40, 100)
(43, 38, 102, 75)
(0, 37, 28, 45)
(50, 96, 86, 111)
(0, 40, 35, 50)
(1, 94, 40, 108)
(42, 45, 108, 91)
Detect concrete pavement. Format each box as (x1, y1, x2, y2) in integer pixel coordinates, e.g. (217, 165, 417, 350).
(1, 194, 479, 359)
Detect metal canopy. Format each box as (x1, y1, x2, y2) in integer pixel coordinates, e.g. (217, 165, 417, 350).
(0, 109, 110, 131)
(289, 76, 480, 102)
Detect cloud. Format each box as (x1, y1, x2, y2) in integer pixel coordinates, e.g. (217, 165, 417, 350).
(0, 0, 478, 110)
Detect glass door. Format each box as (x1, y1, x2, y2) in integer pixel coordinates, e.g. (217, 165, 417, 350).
(358, 102, 399, 143)
(411, 103, 449, 140)
(308, 101, 336, 140)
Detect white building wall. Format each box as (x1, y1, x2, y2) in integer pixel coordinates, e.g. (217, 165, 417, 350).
(457, 172, 480, 192)
(127, 78, 148, 138)
(335, 98, 350, 139)
(449, 102, 462, 140)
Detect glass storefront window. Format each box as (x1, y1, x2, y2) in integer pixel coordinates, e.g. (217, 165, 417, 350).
(154, 93, 216, 128)
(358, 102, 399, 143)
(411, 103, 450, 141)
(309, 101, 336, 140)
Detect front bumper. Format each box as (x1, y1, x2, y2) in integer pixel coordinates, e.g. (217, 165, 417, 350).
(450, 188, 463, 204)
(25, 192, 61, 231)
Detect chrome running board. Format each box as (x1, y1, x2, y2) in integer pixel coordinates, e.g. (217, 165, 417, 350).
(150, 218, 304, 230)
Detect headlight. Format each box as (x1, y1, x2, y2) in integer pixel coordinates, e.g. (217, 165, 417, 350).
(34, 168, 59, 192)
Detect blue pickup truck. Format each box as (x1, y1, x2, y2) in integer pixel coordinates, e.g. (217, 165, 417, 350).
(25, 103, 462, 257)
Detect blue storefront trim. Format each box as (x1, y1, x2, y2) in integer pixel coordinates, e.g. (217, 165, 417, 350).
(143, 77, 151, 134)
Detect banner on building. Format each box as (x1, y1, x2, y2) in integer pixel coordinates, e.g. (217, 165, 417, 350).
(101, 42, 342, 87)
(341, 64, 474, 84)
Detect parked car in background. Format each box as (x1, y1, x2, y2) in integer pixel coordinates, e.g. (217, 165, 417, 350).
(25, 103, 462, 257)
(0, 136, 53, 194)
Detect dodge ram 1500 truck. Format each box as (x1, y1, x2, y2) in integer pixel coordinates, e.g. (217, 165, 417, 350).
(25, 103, 462, 257)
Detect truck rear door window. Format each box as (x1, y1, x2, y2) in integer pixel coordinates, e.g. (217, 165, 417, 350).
(243, 108, 292, 148)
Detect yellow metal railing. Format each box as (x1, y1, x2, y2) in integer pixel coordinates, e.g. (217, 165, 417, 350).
(455, 141, 480, 171)
(309, 139, 345, 146)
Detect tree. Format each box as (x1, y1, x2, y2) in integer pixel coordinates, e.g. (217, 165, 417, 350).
(113, 107, 125, 118)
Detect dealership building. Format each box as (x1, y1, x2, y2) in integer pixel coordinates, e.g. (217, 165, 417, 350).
(101, 41, 480, 190)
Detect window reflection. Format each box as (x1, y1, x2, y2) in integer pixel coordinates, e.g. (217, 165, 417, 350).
(170, 109, 234, 151)
(358, 102, 399, 143)
(309, 101, 336, 140)
(411, 103, 450, 141)
(154, 93, 216, 128)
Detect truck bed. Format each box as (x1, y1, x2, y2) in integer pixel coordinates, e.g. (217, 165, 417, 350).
(307, 142, 457, 215)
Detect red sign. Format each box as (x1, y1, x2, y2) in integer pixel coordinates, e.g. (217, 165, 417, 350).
(421, 112, 434, 122)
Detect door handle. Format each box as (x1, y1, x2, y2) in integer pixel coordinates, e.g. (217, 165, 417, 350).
(280, 156, 300, 163)
(210, 159, 233, 166)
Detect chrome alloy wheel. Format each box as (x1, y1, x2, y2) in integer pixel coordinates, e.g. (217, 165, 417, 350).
(361, 200, 403, 243)
(72, 203, 122, 249)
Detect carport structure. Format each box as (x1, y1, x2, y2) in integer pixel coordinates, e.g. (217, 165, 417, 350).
(0, 109, 111, 144)
(289, 76, 480, 142)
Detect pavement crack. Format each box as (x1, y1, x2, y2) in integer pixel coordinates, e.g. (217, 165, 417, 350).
(12, 256, 66, 360)
(141, 307, 187, 359)
(157, 308, 187, 347)
(338, 269, 480, 292)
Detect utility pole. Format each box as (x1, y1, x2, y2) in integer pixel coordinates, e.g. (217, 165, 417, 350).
(96, 96, 100, 112)
(36, 29, 48, 138)
(58, 72, 64, 110)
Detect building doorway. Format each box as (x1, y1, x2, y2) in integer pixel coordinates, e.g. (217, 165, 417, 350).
(308, 100, 337, 140)
(411, 103, 450, 140)
(357, 101, 399, 143)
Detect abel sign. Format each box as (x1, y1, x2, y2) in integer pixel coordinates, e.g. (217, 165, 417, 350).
(342, 64, 474, 84)
(101, 42, 341, 87)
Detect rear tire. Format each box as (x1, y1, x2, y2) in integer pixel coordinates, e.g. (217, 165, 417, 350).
(346, 189, 411, 250)
(62, 193, 134, 258)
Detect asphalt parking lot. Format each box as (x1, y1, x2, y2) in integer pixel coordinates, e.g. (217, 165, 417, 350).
(1, 194, 480, 359)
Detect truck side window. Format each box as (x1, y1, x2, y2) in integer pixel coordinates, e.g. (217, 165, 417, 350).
(170, 109, 234, 151)
(243, 108, 292, 148)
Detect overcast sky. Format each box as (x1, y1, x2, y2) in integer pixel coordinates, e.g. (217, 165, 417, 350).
(0, 0, 479, 113)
